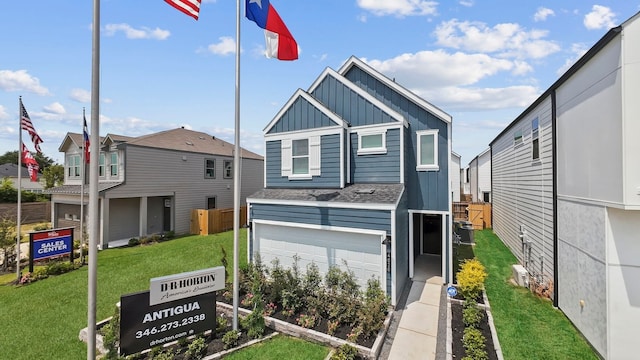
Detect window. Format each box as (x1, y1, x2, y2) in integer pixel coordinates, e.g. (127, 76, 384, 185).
(292, 139, 309, 175)
(532, 118, 539, 160)
(67, 155, 80, 178)
(99, 153, 105, 177)
(514, 129, 523, 145)
(357, 130, 387, 155)
(206, 197, 216, 210)
(416, 130, 439, 171)
(204, 159, 215, 178)
(224, 160, 233, 179)
(483, 192, 491, 203)
(110, 152, 118, 176)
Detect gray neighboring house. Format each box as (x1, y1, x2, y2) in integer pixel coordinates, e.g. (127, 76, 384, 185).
(1, 163, 44, 193)
(46, 127, 264, 248)
(247, 56, 453, 306)
(490, 12, 640, 359)
(468, 147, 491, 203)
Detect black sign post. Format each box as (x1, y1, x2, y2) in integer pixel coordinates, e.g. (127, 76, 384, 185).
(119, 290, 216, 356)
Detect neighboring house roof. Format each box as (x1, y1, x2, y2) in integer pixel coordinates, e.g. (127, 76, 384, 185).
(0, 163, 41, 180)
(44, 182, 122, 195)
(248, 183, 404, 206)
(121, 128, 263, 160)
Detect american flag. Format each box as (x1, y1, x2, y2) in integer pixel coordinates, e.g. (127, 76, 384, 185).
(165, 0, 201, 20)
(83, 116, 90, 163)
(21, 142, 39, 182)
(20, 100, 44, 154)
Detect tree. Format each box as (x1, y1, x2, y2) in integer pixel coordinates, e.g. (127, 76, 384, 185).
(0, 215, 16, 272)
(0, 150, 56, 172)
(42, 164, 64, 189)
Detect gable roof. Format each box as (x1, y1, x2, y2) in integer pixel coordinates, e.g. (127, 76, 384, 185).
(338, 56, 452, 124)
(263, 89, 348, 134)
(0, 163, 30, 178)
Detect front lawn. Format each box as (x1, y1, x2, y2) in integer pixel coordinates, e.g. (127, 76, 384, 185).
(0, 230, 247, 360)
(224, 334, 330, 360)
(473, 229, 598, 360)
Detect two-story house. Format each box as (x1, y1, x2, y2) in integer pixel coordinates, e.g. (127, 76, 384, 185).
(246, 56, 452, 306)
(46, 127, 263, 248)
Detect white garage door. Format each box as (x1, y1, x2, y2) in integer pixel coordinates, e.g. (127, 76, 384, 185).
(254, 222, 385, 291)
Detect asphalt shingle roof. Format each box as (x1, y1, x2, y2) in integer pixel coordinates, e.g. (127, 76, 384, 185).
(248, 183, 404, 205)
(44, 182, 122, 195)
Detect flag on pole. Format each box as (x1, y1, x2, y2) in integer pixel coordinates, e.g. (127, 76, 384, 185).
(165, 0, 201, 20)
(20, 100, 44, 154)
(83, 116, 90, 164)
(246, 0, 298, 60)
(21, 142, 39, 182)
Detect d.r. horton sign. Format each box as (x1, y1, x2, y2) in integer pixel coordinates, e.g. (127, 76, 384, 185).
(149, 267, 225, 306)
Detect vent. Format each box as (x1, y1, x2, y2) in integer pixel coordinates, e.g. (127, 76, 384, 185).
(355, 188, 375, 194)
(185, 141, 194, 146)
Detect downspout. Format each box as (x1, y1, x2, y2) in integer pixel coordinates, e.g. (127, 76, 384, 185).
(551, 90, 559, 308)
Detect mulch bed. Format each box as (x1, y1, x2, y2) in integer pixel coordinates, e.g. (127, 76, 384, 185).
(451, 302, 498, 360)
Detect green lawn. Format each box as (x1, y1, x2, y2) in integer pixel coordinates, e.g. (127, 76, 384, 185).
(473, 229, 598, 360)
(0, 230, 248, 360)
(225, 334, 330, 360)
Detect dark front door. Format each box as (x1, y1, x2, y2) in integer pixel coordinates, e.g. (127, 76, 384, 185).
(422, 214, 442, 255)
(163, 198, 171, 231)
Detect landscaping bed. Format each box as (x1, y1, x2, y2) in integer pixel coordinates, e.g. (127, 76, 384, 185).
(450, 299, 498, 360)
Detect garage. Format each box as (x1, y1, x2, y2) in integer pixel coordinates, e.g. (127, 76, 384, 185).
(252, 221, 387, 291)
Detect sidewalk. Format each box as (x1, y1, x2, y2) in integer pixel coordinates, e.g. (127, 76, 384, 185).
(387, 255, 443, 360)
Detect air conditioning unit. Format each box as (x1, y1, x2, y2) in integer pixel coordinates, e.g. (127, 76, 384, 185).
(512, 264, 529, 287)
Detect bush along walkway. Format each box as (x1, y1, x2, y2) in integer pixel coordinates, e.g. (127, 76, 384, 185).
(473, 229, 599, 360)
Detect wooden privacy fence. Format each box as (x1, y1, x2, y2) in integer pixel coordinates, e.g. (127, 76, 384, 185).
(190, 206, 247, 235)
(0, 202, 51, 223)
(453, 202, 492, 230)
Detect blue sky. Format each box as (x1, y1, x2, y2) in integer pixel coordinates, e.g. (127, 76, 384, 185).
(1, 1, 639, 165)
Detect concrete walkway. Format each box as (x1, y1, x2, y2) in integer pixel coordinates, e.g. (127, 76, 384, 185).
(387, 255, 443, 360)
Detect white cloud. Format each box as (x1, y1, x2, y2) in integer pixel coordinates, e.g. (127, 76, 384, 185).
(556, 43, 589, 76)
(584, 5, 617, 30)
(205, 36, 236, 56)
(459, 1, 474, 7)
(416, 85, 540, 111)
(0, 105, 7, 120)
(43, 102, 66, 115)
(0, 69, 50, 95)
(356, 0, 438, 17)
(70, 88, 91, 103)
(434, 19, 560, 59)
(534, 7, 555, 22)
(103, 23, 170, 40)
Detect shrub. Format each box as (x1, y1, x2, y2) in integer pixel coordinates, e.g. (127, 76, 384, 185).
(356, 277, 390, 339)
(45, 261, 75, 275)
(32, 267, 48, 281)
(216, 313, 228, 334)
(324, 265, 360, 325)
(222, 329, 241, 349)
(101, 306, 121, 360)
(263, 302, 277, 317)
(346, 325, 363, 343)
(185, 336, 207, 360)
(327, 319, 340, 336)
(457, 258, 487, 301)
(462, 327, 488, 360)
(139, 236, 152, 245)
(32, 223, 50, 231)
(462, 300, 481, 328)
(149, 348, 174, 360)
(128, 237, 140, 247)
(330, 343, 358, 360)
(296, 313, 317, 329)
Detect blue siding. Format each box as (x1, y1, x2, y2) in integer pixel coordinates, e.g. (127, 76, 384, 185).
(251, 204, 392, 234)
(394, 190, 409, 301)
(350, 128, 401, 183)
(311, 74, 398, 127)
(267, 96, 335, 134)
(345, 67, 449, 211)
(265, 134, 341, 188)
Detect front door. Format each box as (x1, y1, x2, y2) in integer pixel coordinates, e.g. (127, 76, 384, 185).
(163, 198, 171, 231)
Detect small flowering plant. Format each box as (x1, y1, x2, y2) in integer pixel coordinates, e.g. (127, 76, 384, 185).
(347, 325, 363, 343)
(296, 313, 317, 329)
(263, 302, 277, 317)
(222, 290, 233, 302)
(327, 319, 340, 336)
(19, 272, 32, 285)
(241, 293, 254, 307)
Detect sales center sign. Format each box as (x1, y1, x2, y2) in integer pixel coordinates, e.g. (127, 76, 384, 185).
(30, 228, 73, 261)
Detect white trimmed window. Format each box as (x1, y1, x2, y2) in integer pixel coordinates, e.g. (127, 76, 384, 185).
(531, 118, 540, 160)
(357, 130, 387, 155)
(110, 152, 119, 176)
(67, 154, 80, 178)
(205, 159, 215, 178)
(224, 160, 233, 179)
(514, 128, 523, 145)
(99, 153, 105, 177)
(281, 136, 321, 179)
(416, 130, 439, 171)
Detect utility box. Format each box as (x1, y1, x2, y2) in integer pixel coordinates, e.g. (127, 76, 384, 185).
(512, 264, 529, 287)
(458, 221, 474, 243)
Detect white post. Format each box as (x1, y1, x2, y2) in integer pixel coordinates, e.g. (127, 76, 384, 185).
(16, 97, 23, 282)
(232, 0, 241, 331)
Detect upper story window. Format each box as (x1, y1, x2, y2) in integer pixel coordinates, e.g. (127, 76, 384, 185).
(67, 154, 80, 178)
(281, 136, 321, 179)
(205, 159, 215, 178)
(110, 152, 118, 176)
(99, 153, 105, 177)
(224, 160, 233, 179)
(416, 130, 439, 171)
(357, 130, 387, 155)
(532, 118, 540, 161)
(514, 128, 523, 145)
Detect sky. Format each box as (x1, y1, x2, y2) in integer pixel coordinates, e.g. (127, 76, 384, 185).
(1, 1, 639, 166)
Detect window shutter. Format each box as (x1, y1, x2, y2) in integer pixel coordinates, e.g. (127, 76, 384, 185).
(309, 135, 321, 176)
(281, 139, 292, 176)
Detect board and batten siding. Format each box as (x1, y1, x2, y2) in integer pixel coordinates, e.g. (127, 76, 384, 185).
(311, 73, 398, 127)
(343, 68, 449, 211)
(266, 95, 335, 134)
(250, 203, 392, 234)
(491, 96, 554, 281)
(394, 190, 409, 304)
(265, 134, 341, 188)
(349, 128, 401, 183)
(105, 145, 263, 236)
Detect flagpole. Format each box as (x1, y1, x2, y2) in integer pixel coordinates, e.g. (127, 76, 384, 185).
(232, 0, 241, 331)
(87, 0, 100, 358)
(16, 97, 23, 282)
(80, 108, 86, 265)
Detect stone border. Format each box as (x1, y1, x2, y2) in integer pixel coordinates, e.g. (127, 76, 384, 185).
(216, 301, 393, 359)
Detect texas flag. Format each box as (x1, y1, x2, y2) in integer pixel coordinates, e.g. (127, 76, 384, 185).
(246, 0, 298, 61)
